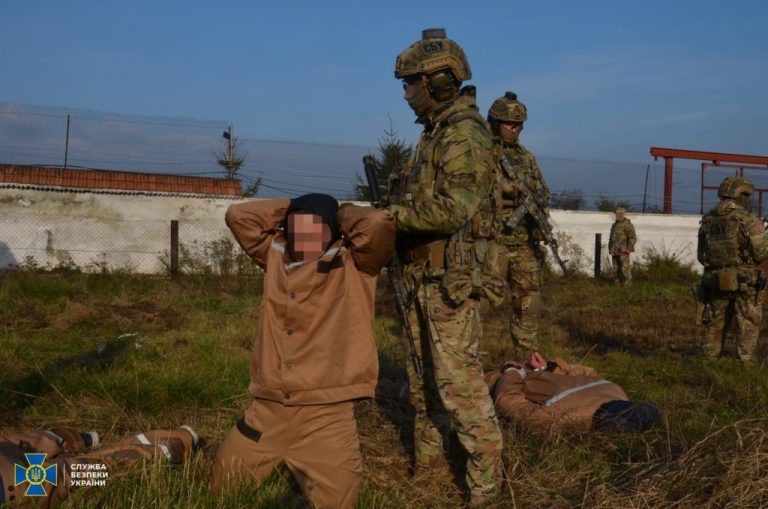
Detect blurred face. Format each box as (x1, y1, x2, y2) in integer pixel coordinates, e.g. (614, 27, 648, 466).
(401, 74, 431, 116)
(402, 75, 422, 100)
(287, 213, 332, 262)
(499, 121, 523, 144)
(737, 192, 752, 208)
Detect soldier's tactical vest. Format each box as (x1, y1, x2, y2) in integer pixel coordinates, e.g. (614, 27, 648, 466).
(701, 213, 743, 269)
(609, 221, 633, 254)
(395, 107, 508, 307)
(700, 209, 761, 292)
(494, 142, 537, 245)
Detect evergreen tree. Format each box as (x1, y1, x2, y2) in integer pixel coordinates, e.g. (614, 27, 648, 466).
(215, 130, 249, 180)
(354, 121, 412, 201)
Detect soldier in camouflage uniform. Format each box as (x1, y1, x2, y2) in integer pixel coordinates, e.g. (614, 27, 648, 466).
(389, 28, 506, 507)
(608, 208, 637, 286)
(487, 91, 551, 353)
(697, 176, 768, 365)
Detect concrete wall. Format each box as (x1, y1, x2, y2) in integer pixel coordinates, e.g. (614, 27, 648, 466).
(549, 209, 702, 275)
(0, 188, 241, 272)
(0, 187, 704, 274)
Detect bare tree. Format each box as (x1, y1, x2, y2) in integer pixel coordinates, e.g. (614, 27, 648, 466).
(595, 193, 634, 212)
(550, 189, 586, 210)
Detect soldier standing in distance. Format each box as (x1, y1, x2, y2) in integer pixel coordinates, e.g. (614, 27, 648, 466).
(697, 176, 768, 365)
(390, 28, 505, 506)
(488, 91, 551, 353)
(608, 207, 637, 286)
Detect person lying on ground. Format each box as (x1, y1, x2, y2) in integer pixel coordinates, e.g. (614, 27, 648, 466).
(0, 425, 199, 507)
(484, 352, 660, 433)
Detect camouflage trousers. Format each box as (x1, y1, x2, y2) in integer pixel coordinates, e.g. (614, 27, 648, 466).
(405, 281, 502, 504)
(699, 287, 761, 364)
(507, 243, 544, 353)
(612, 254, 632, 286)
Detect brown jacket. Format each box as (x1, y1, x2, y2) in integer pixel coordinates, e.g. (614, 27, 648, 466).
(226, 199, 395, 405)
(484, 358, 628, 432)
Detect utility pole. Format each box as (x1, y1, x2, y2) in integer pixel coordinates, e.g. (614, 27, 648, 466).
(64, 115, 70, 169)
(642, 163, 650, 213)
(223, 125, 233, 169)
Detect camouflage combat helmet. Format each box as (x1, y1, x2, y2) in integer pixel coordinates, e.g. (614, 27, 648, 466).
(394, 28, 471, 81)
(487, 91, 528, 124)
(718, 175, 754, 199)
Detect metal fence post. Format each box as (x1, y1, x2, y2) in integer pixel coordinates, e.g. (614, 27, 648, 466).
(594, 233, 601, 278)
(170, 220, 179, 276)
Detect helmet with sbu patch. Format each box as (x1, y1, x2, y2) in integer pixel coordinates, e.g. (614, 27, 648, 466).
(718, 176, 754, 199)
(394, 28, 471, 82)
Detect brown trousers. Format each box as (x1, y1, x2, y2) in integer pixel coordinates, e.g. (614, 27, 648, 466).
(0, 428, 196, 508)
(212, 398, 362, 509)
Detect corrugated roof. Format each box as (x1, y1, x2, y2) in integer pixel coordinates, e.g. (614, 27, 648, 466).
(0, 164, 243, 197)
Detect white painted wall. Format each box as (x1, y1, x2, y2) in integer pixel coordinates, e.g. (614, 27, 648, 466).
(549, 209, 702, 275)
(0, 187, 704, 274)
(0, 188, 241, 272)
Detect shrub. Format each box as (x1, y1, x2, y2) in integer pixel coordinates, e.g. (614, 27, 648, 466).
(635, 240, 699, 283)
(161, 236, 262, 277)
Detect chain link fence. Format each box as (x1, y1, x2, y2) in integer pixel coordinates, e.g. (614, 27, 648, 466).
(0, 210, 259, 276)
(0, 103, 374, 200)
(0, 103, 227, 174)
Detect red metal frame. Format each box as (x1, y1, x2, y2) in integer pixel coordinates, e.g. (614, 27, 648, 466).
(700, 162, 768, 216)
(650, 147, 768, 214)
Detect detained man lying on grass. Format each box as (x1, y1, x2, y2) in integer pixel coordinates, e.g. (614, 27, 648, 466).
(0, 425, 199, 507)
(484, 352, 661, 433)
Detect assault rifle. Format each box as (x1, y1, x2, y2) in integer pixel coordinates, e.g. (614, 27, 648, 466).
(362, 155, 422, 379)
(499, 154, 569, 274)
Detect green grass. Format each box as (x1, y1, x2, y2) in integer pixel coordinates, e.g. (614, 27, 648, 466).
(1, 267, 768, 508)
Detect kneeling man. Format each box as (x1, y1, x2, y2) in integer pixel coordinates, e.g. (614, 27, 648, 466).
(212, 194, 394, 508)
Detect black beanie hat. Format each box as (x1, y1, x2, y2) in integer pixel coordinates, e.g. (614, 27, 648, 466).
(285, 193, 341, 252)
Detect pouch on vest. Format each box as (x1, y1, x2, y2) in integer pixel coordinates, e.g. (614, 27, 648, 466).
(481, 240, 510, 282)
(716, 267, 739, 291)
(403, 240, 445, 266)
(441, 268, 473, 304)
(471, 239, 511, 308)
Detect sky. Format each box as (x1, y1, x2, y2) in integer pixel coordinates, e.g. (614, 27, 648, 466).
(1, 0, 767, 211)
